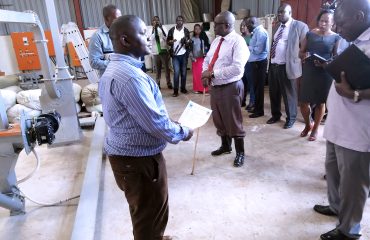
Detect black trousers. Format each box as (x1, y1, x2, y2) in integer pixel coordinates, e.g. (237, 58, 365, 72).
(251, 59, 268, 114)
(268, 64, 298, 121)
(109, 153, 168, 240)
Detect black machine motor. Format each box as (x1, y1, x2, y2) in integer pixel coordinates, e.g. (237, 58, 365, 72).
(27, 111, 61, 146)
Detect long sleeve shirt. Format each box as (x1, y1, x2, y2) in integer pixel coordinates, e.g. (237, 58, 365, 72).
(99, 54, 190, 157)
(202, 30, 250, 85)
(248, 25, 269, 62)
(88, 24, 113, 77)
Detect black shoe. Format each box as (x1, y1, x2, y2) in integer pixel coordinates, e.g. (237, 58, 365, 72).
(247, 107, 255, 113)
(233, 152, 244, 167)
(266, 117, 280, 124)
(283, 120, 295, 129)
(180, 89, 188, 94)
(246, 103, 255, 111)
(172, 93, 179, 97)
(320, 228, 360, 240)
(168, 84, 173, 89)
(211, 147, 232, 156)
(313, 205, 337, 216)
(249, 113, 264, 118)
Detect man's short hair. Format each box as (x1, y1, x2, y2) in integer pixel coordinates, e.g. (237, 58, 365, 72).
(103, 4, 118, 19)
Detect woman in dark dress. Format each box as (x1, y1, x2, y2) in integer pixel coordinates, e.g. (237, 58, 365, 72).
(299, 9, 340, 141)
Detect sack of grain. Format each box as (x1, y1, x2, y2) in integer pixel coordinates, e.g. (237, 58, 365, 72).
(16, 89, 42, 110)
(72, 83, 82, 102)
(85, 104, 102, 113)
(2, 85, 23, 93)
(81, 83, 101, 106)
(7, 104, 41, 123)
(75, 103, 81, 113)
(0, 89, 17, 110)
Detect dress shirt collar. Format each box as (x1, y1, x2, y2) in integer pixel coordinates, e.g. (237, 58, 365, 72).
(280, 17, 292, 29)
(102, 24, 109, 33)
(110, 53, 144, 68)
(254, 25, 263, 33)
(221, 30, 236, 43)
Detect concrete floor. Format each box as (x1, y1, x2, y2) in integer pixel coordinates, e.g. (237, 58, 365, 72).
(1, 73, 370, 240)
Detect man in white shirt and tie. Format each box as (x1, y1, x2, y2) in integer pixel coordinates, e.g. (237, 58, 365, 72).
(202, 11, 250, 167)
(267, 3, 308, 129)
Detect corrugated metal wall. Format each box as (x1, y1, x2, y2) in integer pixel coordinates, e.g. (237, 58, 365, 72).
(150, 0, 181, 25)
(80, 0, 152, 28)
(80, 0, 213, 27)
(232, 0, 280, 17)
(0, 0, 72, 35)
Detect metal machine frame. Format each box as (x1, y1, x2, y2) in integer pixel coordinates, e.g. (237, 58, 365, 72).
(0, 0, 82, 215)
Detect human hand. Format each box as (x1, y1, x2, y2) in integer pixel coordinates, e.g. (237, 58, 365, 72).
(183, 128, 194, 141)
(202, 77, 210, 87)
(201, 70, 212, 79)
(313, 60, 328, 68)
(334, 71, 353, 99)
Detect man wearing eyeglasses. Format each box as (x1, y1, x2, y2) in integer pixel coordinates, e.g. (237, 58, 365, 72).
(202, 11, 250, 168)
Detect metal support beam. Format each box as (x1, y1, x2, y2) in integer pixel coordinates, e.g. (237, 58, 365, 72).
(70, 117, 106, 240)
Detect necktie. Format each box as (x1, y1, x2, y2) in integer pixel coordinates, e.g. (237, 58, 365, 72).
(208, 37, 224, 71)
(270, 24, 285, 59)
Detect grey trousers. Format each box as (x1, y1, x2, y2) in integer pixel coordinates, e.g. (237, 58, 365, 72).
(325, 141, 370, 238)
(153, 52, 171, 86)
(210, 80, 245, 138)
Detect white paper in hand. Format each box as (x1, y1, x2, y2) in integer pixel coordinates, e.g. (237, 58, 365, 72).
(178, 101, 212, 129)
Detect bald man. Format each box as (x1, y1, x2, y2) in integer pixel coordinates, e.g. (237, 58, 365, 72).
(88, 4, 121, 77)
(267, 3, 308, 128)
(99, 15, 193, 240)
(202, 11, 250, 167)
(312, 0, 370, 239)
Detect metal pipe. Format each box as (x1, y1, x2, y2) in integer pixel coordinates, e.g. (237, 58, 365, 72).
(0, 192, 24, 213)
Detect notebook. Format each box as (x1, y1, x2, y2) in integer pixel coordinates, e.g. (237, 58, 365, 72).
(325, 44, 370, 90)
(306, 53, 328, 63)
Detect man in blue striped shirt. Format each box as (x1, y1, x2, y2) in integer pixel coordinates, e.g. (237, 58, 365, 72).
(99, 15, 193, 240)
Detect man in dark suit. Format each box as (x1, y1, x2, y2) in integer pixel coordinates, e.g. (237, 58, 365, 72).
(267, 3, 308, 129)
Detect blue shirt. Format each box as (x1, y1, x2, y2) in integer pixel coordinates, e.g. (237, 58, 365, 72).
(99, 54, 190, 157)
(248, 25, 269, 62)
(88, 24, 113, 77)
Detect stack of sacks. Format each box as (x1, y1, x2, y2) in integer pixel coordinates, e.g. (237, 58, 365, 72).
(8, 89, 42, 123)
(81, 83, 102, 113)
(6, 83, 82, 123)
(73, 83, 82, 113)
(0, 89, 17, 112)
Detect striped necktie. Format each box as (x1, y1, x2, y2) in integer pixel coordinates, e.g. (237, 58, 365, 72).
(208, 37, 225, 71)
(270, 24, 286, 59)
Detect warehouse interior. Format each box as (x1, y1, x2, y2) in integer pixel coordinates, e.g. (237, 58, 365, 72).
(0, 0, 369, 239)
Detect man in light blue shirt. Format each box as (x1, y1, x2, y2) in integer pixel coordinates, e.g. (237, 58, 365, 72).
(88, 4, 121, 77)
(245, 17, 269, 118)
(99, 15, 193, 240)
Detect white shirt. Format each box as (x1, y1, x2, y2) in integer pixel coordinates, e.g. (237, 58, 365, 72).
(173, 27, 186, 56)
(271, 18, 292, 64)
(149, 25, 169, 55)
(324, 27, 370, 152)
(202, 30, 250, 85)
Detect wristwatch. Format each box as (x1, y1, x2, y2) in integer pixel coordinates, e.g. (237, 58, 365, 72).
(353, 90, 360, 102)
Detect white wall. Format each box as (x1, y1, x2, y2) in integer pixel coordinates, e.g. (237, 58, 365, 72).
(0, 36, 19, 75)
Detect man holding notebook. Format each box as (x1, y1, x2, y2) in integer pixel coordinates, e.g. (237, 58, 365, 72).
(313, 0, 370, 239)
